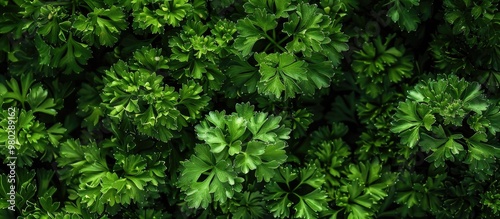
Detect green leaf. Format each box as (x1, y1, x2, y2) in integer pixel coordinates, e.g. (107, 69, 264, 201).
(444, 11, 461, 24)
(4, 73, 34, 104)
(52, 35, 92, 74)
(226, 115, 247, 143)
(179, 144, 243, 209)
(234, 18, 265, 57)
(420, 126, 464, 167)
(243, 0, 296, 18)
(266, 165, 328, 218)
(155, 0, 191, 27)
(248, 112, 282, 142)
(227, 58, 260, 95)
(289, 108, 314, 138)
(399, 15, 422, 32)
(231, 192, 266, 219)
(462, 82, 488, 113)
(294, 189, 328, 219)
(386, 0, 421, 31)
(178, 80, 211, 120)
(235, 141, 265, 174)
(73, 6, 127, 46)
(283, 3, 328, 55)
(205, 127, 228, 153)
(394, 171, 425, 208)
(46, 123, 66, 146)
(304, 57, 337, 91)
(252, 8, 278, 31)
(268, 194, 293, 218)
(133, 7, 163, 34)
(235, 102, 255, 121)
(39, 194, 60, 213)
(465, 132, 500, 173)
(471, 6, 482, 19)
(423, 113, 435, 131)
(26, 85, 57, 115)
(391, 101, 432, 148)
(256, 141, 287, 182)
(256, 53, 306, 98)
(345, 159, 396, 201)
(34, 35, 52, 66)
(36, 7, 66, 45)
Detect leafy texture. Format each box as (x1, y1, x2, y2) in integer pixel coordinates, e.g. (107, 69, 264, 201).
(392, 74, 500, 175)
(265, 165, 329, 219)
(100, 47, 210, 142)
(0, 74, 65, 167)
(72, 6, 127, 46)
(386, 0, 421, 31)
(1, 0, 500, 218)
(57, 138, 167, 214)
(391, 74, 500, 217)
(351, 34, 413, 98)
(229, 0, 348, 99)
(178, 103, 290, 210)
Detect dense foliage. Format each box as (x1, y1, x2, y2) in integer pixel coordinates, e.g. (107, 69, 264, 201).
(0, 0, 499, 218)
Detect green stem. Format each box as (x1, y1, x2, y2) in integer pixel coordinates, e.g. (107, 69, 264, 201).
(263, 33, 287, 53)
(264, 43, 272, 53)
(277, 35, 291, 45)
(44, 1, 72, 6)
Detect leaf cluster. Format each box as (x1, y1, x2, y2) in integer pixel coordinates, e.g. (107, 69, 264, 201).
(1, 0, 500, 218)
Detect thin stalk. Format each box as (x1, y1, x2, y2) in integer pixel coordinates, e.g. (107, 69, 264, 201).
(277, 35, 292, 45)
(263, 32, 287, 52)
(44, 1, 72, 6)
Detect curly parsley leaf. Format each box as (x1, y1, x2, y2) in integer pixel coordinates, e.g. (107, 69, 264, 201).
(72, 6, 127, 46)
(179, 144, 243, 209)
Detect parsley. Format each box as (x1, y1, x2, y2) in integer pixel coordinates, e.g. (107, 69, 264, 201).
(1, 0, 500, 218)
